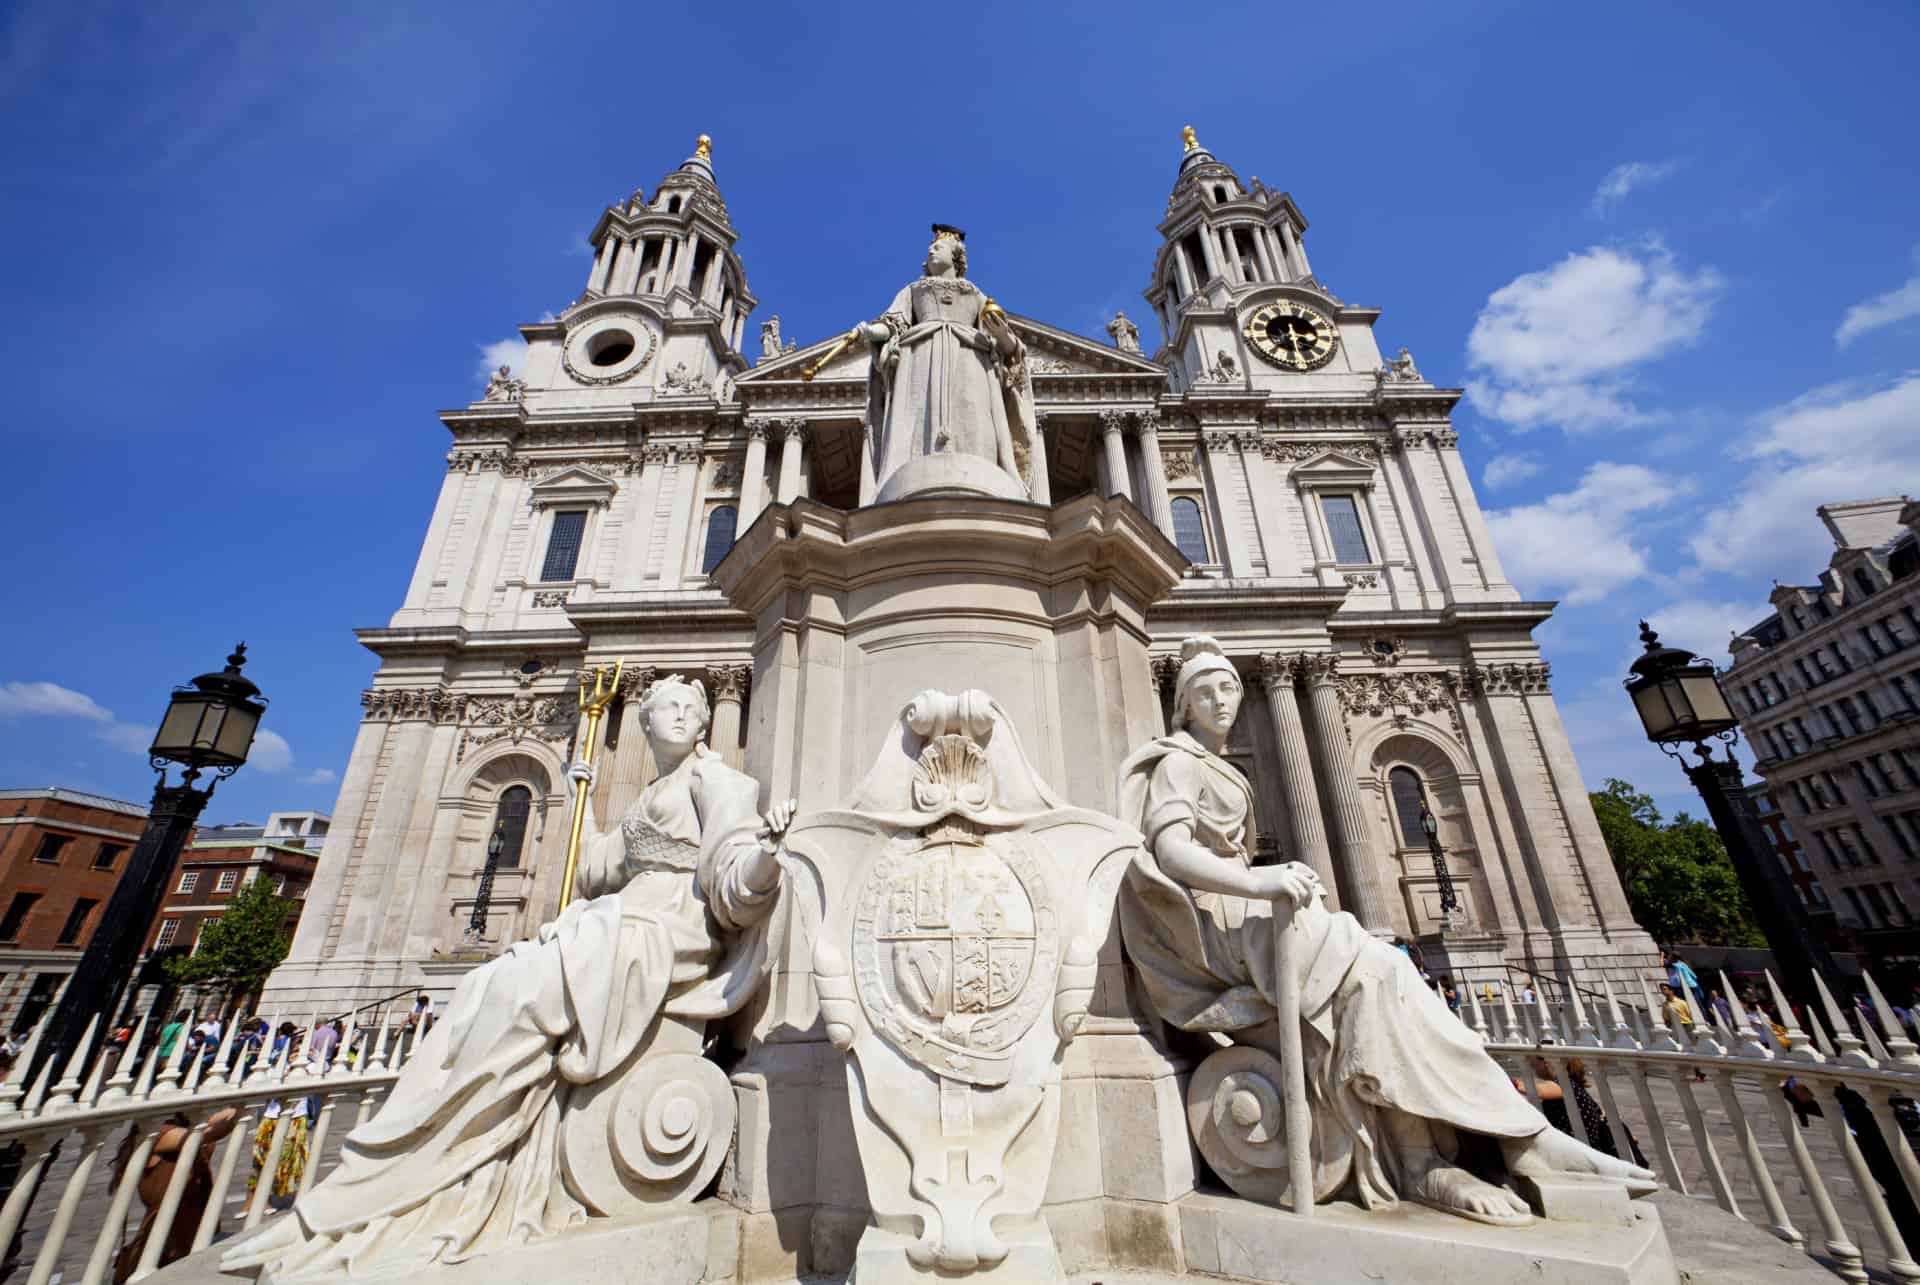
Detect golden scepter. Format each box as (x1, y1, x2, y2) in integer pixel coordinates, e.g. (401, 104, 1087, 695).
(559, 659, 623, 911)
(801, 324, 869, 381)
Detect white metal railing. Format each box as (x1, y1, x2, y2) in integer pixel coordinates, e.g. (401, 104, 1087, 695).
(0, 1004, 417, 1283)
(1465, 967, 1920, 1285)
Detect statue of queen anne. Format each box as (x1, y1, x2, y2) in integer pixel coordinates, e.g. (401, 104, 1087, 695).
(1120, 637, 1655, 1224)
(853, 224, 1049, 504)
(224, 675, 797, 1278)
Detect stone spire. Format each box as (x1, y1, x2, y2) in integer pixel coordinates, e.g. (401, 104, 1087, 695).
(579, 134, 755, 356)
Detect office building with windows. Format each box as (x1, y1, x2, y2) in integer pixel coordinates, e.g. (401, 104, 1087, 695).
(1726, 496, 1920, 965)
(142, 810, 328, 970)
(0, 787, 149, 1032)
(261, 133, 1654, 1013)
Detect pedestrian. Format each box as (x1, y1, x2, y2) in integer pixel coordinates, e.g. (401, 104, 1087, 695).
(1708, 989, 1733, 1029)
(249, 1089, 317, 1212)
(1658, 982, 1694, 1029)
(401, 992, 434, 1038)
(111, 1107, 240, 1282)
(308, 1017, 342, 1069)
(1440, 974, 1461, 1015)
(156, 1010, 189, 1060)
(1519, 982, 1537, 1006)
(1662, 951, 1704, 1009)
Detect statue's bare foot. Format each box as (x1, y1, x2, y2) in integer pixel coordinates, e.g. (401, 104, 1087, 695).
(1503, 1127, 1657, 1196)
(1405, 1161, 1533, 1227)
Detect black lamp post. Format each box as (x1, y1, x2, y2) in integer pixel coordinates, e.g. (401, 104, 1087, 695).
(1623, 621, 1837, 1011)
(468, 826, 506, 941)
(1417, 791, 1461, 916)
(24, 645, 266, 1090)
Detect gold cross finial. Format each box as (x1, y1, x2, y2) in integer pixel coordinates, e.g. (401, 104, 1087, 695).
(1181, 125, 1199, 152)
(695, 134, 712, 161)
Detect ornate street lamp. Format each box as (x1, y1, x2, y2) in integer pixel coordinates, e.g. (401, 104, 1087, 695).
(1416, 792, 1461, 916)
(23, 645, 267, 1089)
(1623, 621, 1836, 1009)
(468, 826, 507, 942)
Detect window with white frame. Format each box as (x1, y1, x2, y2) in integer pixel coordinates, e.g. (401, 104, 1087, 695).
(155, 919, 180, 949)
(215, 870, 239, 893)
(193, 917, 219, 952)
(176, 871, 198, 894)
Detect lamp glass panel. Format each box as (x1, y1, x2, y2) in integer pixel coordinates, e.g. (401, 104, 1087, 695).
(152, 695, 211, 759)
(1631, 683, 1678, 740)
(1660, 674, 1698, 726)
(1679, 672, 1736, 727)
(212, 702, 261, 763)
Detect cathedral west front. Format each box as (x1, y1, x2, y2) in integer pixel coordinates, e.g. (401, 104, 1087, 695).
(262, 129, 1658, 1016)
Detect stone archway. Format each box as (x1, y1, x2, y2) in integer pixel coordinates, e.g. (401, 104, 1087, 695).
(1364, 730, 1486, 935)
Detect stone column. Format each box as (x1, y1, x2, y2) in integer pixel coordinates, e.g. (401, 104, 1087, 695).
(1197, 224, 1221, 281)
(739, 419, 770, 524)
(1216, 227, 1243, 285)
(1300, 653, 1393, 934)
(1134, 411, 1175, 536)
(1199, 431, 1260, 576)
(1099, 410, 1133, 502)
(1520, 666, 1640, 930)
(1172, 245, 1197, 297)
(588, 237, 615, 292)
(708, 664, 751, 769)
(1256, 653, 1337, 896)
(1249, 226, 1277, 282)
(676, 231, 702, 292)
(775, 418, 806, 504)
(598, 666, 659, 819)
(1152, 655, 1183, 733)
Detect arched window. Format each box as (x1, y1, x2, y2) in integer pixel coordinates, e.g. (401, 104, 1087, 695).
(1388, 767, 1428, 849)
(667, 195, 682, 214)
(1170, 496, 1208, 564)
(701, 505, 738, 573)
(491, 786, 532, 869)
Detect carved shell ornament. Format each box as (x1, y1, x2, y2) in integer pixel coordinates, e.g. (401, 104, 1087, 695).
(912, 734, 992, 815)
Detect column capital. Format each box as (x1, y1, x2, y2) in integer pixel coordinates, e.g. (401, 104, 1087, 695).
(1151, 654, 1183, 696)
(1257, 651, 1304, 689)
(1431, 426, 1459, 449)
(1471, 661, 1550, 696)
(779, 416, 808, 443)
(707, 663, 751, 703)
(744, 417, 775, 442)
(617, 664, 661, 698)
(1298, 651, 1341, 688)
(1136, 408, 1165, 437)
(1099, 408, 1129, 438)
(361, 686, 464, 724)
(1200, 428, 1241, 455)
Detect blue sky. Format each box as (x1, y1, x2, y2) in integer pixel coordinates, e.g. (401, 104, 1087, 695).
(2, 1, 1917, 825)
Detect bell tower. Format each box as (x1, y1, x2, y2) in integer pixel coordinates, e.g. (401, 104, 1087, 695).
(1143, 126, 1384, 397)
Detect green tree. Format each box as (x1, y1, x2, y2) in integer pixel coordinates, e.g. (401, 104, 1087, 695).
(1589, 778, 1765, 946)
(165, 873, 296, 1002)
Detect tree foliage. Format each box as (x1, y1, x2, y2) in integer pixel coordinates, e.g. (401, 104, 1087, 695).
(164, 873, 296, 998)
(1590, 778, 1766, 947)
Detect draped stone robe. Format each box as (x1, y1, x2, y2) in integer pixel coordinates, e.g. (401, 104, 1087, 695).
(1117, 733, 1546, 1208)
(865, 275, 1042, 499)
(223, 746, 778, 1279)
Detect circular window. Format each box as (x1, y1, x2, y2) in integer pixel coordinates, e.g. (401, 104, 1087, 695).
(562, 314, 657, 385)
(519, 659, 544, 675)
(587, 330, 636, 367)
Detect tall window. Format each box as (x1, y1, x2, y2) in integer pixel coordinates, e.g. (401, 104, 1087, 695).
(177, 871, 199, 894)
(1388, 767, 1427, 848)
(215, 870, 239, 893)
(701, 505, 738, 574)
(540, 510, 589, 582)
(31, 834, 69, 864)
(91, 842, 123, 870)
(1170, 497, 1209, 563)
(492, 785, 533, 870)
(155, 919, 180, 949)
(55, 898, 97, 946)
(0, 893, 41, 941)
(1321, 495, 1372, 565)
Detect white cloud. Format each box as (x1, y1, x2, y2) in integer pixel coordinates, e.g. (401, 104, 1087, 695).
(0, 681, 113, 721)
(1485, 461, 1688, 605)
(1835, 247, 1920, 347)
(1481, 452, 1544, 489)
(1465, 242, 1722, 432)
(476, 335, 528, 387)
(1641, 599, 1759, 664)
(1689, 372, 1920, 579)
(249, 728, 295, 775)
(1591, 160, 1681, 215)
(299, 767, 339, 786)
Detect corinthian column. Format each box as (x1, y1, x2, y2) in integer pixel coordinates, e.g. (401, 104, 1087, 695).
(1099, 410, 1133, 503)
(739, 419, 771, 524)
(707, 664, 750, 768)
(1256, 653, 1336, 898)
(1300, 653, 1392, 934)
(1135, 411, 1175, 536)
(775, 418, 806, 504)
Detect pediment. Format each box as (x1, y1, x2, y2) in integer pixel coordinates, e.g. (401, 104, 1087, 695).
(735, 311, 1166, 385)
(528, 464, 618, 507)
(1287, 449, 1377, 487)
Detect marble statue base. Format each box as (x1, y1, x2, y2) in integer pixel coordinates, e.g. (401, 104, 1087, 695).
(873, 451, 1030, 504)
(172, 1189, 1676, 1285)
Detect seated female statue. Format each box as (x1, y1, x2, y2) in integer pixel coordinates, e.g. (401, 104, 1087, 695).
(224, 674, 794, 1277)
(1120, 637, 1653, 1225)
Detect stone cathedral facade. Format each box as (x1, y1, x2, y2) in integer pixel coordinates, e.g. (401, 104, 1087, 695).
(263, 132, 1656, 1013)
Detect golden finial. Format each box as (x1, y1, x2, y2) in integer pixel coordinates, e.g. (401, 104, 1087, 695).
(1181, 125, 1199, 153)
(695, 134, 712, 161)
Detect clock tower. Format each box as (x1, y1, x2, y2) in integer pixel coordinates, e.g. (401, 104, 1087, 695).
(1144, 126, 1385, 397)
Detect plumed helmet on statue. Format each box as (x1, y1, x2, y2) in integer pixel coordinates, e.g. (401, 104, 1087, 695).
(637, 673, 711, 733)
(1171, 635, 1238, 731)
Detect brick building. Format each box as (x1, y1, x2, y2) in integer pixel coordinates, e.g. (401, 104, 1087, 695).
(0, 787, 150, 1033)
(144, 811, 329, 965)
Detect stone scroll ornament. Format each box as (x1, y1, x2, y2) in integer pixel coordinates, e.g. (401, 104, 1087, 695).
(784, 690, 1136, 1283)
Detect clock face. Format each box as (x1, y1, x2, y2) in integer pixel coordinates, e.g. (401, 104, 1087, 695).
(1244, 301, 1339, 371)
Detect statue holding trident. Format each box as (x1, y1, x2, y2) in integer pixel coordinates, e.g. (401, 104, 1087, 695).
(807, 225, 1049, 505)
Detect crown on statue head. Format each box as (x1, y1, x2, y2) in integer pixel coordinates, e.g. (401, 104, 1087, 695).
(931, 223, 966, 244)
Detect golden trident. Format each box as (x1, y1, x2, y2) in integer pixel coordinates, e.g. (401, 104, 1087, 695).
(559, 659, 624, 911)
